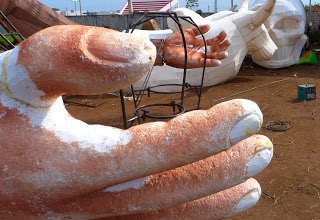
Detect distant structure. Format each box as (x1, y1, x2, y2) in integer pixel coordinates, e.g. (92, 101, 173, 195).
(61, 10, 87, 16)
(308, 6, 320, 12)
(120, 0, 179, 14)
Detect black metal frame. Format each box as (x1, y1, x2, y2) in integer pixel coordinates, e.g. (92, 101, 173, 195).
(0, 11, 24, 51)
(120, 11, 208, 128)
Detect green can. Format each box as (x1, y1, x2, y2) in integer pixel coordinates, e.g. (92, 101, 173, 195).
(298, 84, 316, 101)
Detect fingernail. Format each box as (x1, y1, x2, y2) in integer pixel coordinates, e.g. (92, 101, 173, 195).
(230, 100, 263, 144)
(230, 115, 261, 144)
(246, 147, 273, 177)
(233, 189, 261, 214)
(215, 60, 222, 65)
(223, 51, 229, 58)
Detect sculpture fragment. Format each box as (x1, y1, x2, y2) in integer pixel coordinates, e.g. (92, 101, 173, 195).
(252, 0, 307, 68)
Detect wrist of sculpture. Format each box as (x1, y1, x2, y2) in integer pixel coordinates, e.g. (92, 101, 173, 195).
(151, 39, 165, 66)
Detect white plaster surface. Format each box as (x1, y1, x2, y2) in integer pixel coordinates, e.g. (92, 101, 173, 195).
(104, 177, 149, 192)
(5, 47, 54, 107)
(252, 0, 307, 68)
(0, 48, 132, 154)
(234, 188, 261, 214)
(246, 148, 273, 177)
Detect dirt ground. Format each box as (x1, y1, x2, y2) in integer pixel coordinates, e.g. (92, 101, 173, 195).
(65, 53, 320, 220)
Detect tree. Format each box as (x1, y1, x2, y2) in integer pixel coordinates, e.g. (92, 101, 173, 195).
(52, 8, 60, 11)
(186, 0, 199, 11)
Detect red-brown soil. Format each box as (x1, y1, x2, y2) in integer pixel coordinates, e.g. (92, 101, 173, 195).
(65, 53, 320, 220)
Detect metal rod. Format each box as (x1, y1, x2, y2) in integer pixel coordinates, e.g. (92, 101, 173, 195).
(214, 0, 218, 13)
(120, 90, 128, 129)
(180, 16, 207, 109)
(309, 0, 312, 13)
(71, 0, 78, 16)
(131, 85, 141, 124)
(172, 13, 188, 106)
(0, 11, 22, 35)
(128, 0, 133, 14)
(74, 1, 77, 16)
(79, 0, 82, 15)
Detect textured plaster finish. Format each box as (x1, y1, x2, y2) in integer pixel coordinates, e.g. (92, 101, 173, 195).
(0, 24, 272, 219)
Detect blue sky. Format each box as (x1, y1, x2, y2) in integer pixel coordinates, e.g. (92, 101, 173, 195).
(38, 0, 319, 12)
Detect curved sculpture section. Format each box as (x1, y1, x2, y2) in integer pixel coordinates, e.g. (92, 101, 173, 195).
(252, 0, 307, 68)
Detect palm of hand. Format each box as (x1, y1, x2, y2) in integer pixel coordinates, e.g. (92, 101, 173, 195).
(163, 25, 231, 69)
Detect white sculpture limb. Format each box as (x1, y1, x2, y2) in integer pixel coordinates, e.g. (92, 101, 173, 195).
(252, 0, 307, 68)
(131, 0, 277, 93)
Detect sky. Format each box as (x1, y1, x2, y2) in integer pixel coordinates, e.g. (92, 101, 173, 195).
(38, 0, 319, 12)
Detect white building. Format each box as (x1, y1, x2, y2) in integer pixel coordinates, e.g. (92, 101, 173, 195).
(61, 10, 87, 16)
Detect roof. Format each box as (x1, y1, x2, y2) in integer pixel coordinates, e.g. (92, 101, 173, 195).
(309, 6, 320, 12)
(120, 0, 179, 14)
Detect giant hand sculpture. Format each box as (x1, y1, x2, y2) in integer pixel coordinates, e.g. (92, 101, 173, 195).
(132, 0, 278, 93)
(0, 25, 273, 219)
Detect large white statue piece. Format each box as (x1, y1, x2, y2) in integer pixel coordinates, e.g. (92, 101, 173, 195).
(131, 0, 277, 92)
(0, 24, 274, 219)
(252, 0, 307, 68)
